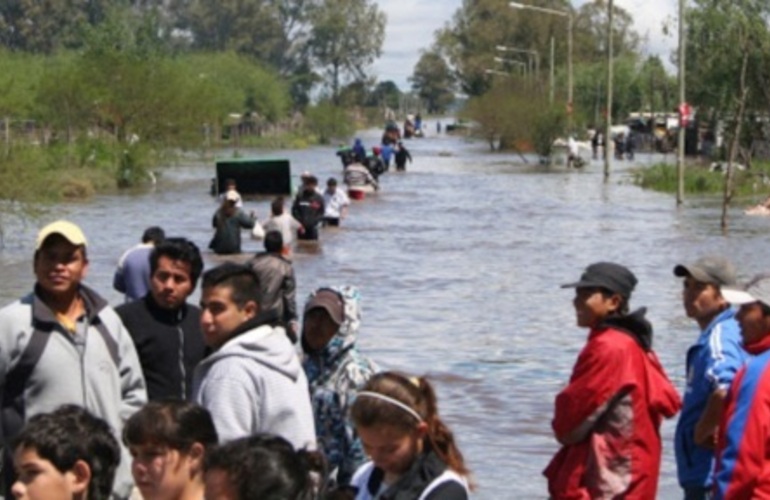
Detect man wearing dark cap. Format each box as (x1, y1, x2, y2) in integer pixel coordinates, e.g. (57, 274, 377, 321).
(713, 274, 770, 498)
(301, 286, 377, 486)
(544, 262, 681, 499)
(292, 174, 325, 241)
(0, 220, 147, 499)
(672, 256, 747, 499)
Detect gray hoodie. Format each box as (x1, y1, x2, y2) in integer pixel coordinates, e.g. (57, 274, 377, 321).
(192, 315, 316, 449)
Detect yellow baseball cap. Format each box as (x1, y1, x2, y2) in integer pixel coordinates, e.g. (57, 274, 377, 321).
(36, 220, 88, 250)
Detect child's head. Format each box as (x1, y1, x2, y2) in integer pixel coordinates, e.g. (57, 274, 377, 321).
(12, 405, 120, 500)
(561, 262, 636, 328)
(203, 434, 320, 500)
(351, 372, 469, 479)
(225, 178, 237, 191)
(123, 401, 218, 500)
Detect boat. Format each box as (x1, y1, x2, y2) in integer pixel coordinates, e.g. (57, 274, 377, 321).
(344, 163, 379, 200)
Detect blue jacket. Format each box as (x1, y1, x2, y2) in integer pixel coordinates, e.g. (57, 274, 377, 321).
(674, 308, 747, 489)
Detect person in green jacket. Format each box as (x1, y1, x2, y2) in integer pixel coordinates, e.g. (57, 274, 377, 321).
(209, 191, 256, 255)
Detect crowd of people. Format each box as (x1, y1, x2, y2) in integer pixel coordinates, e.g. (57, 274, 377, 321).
(0, 164, 474, 500)
(9, 136, 770, 499)
(546, 256, 770, 499)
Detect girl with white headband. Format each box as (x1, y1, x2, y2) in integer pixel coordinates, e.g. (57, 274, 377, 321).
(345, 372, 472, 499)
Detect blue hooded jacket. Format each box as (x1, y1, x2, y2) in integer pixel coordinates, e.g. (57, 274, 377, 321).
(674, 308, 747, 489)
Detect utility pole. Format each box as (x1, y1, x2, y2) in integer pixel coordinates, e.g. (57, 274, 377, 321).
(604, 0, 613, 179)
(550, 36, 555, 104)
(676, 0, 686, 204)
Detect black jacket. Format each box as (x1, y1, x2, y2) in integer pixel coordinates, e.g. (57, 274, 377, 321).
(116, 295, 208, 401)
(292, 190, 325, 231)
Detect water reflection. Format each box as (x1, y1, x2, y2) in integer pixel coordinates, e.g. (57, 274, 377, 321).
(1, 129, 769, 498)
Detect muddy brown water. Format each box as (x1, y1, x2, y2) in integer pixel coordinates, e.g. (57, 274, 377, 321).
(2, 127, 770, 498)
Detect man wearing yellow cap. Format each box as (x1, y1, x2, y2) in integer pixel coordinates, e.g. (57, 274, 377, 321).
(0, 220, 147, 499)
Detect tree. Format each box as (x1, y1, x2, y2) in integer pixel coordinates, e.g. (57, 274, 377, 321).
(366, 81, 401, 110)
(0, 0, 114, 52)
(172, 0, 286, 64)
(409, 50, 455, 114)
(306, 0, 385, 104)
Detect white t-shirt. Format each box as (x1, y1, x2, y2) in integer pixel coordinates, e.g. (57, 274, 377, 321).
(323, 189, 350, 218)
(262, 213, 302, 247)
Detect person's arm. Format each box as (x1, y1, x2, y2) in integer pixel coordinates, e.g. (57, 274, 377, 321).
(694, 388, 728, 448)
(113, 313, 148, 423)
(282, 266, 297, 324)
(113, 267, 126, 293)
(237, 210, 256, 229)
(697, 329, 747, 448)
(552, 340, 626, 445)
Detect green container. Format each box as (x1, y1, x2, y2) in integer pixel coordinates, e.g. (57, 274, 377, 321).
(215, 158, 292, 196)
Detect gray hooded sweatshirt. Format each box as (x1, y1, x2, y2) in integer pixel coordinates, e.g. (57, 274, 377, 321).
(0, 285, 147, 499)
(192, 315, 316, 449)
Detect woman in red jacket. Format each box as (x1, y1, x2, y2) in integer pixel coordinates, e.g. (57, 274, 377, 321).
(544, 262, 681, 499)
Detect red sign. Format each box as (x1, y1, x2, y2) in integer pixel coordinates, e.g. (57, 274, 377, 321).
(679, 102, 693, 127)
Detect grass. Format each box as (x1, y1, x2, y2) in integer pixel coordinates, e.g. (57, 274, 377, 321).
(633, 161, 770, 198)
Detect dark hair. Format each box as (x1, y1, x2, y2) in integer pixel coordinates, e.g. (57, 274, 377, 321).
(264, 231, 283, 253)
(201, 263, 260, 308)
(351, 372, 471, 481)
(225, 178, 237, 187)
(123, 400, 218, 453)
(142, 226, 165, 245)
(13, 405, 120, 500)
(150, 237, 204, 289)
(204, 434, 322, 500)
(271, 197, 285, 216)
(598, 288, 630, 316)
(327, 177, 337, 186)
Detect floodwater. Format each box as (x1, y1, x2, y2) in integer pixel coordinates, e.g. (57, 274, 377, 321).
(2, 127, 770, 498)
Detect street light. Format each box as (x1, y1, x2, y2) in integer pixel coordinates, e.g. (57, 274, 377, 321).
(484, 69, 510, 77)
(496, 45, 539, 78)
(493, 56, 528, 76)
(509, 1, 573, 124)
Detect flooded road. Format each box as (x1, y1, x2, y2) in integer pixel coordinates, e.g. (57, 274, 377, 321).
(2, 127, 770, 498)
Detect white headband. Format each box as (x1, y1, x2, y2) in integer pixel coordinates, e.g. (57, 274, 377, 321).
(357, 391, 423, 423)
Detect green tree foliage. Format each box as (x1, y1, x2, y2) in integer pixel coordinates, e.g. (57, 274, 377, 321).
(464, 76, 563, 155)
(173, 0, 286, 64)
(409, 50, 455, 114)
(306, 0, 386, 103)
(686, 0, 770, 120)
(0, 49, 44, 118)
(304, 101, 354, 144)
(573, 0, 639, 63)
(366, 81, 401, 110)
(0, 0, 113, 52)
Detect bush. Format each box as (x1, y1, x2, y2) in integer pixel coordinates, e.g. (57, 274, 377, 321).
(633, 162, 770, 197)
(304, 102, 355, 144)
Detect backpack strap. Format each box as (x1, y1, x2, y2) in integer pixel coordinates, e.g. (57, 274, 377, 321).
(2, 319, 54, 439)
(92, 317, 120, 368)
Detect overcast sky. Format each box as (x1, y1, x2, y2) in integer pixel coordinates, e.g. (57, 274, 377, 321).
(372, 0, 679, 92)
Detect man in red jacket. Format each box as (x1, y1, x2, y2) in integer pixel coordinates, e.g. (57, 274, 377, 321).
(544, 262, 681, 499)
